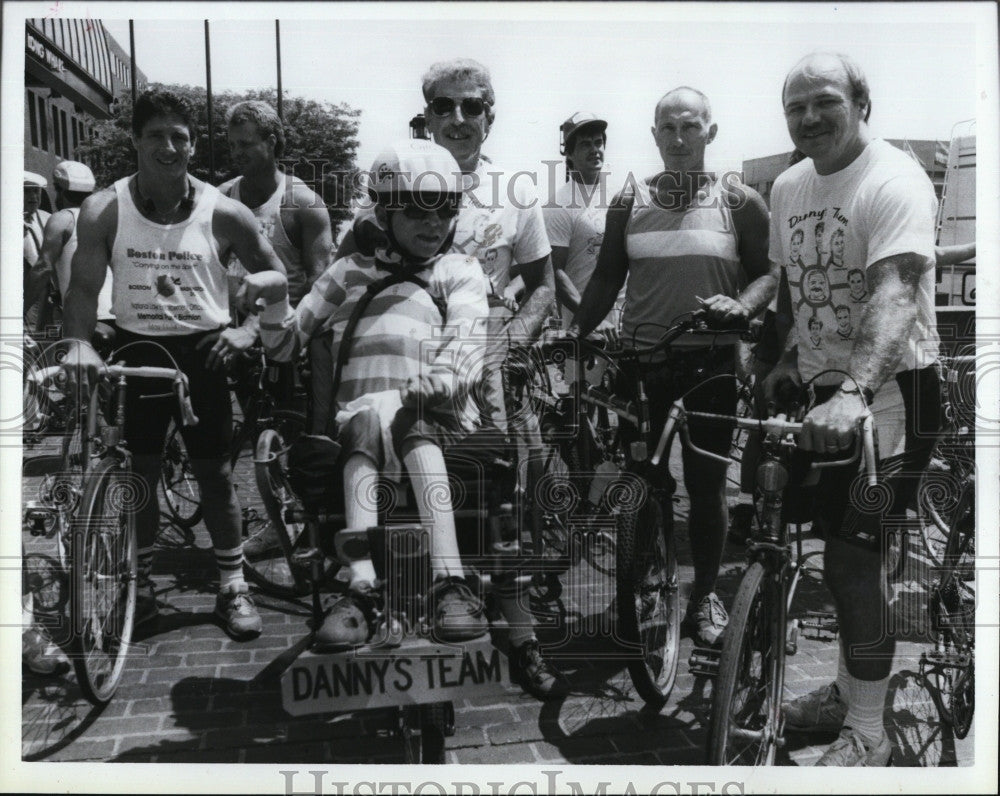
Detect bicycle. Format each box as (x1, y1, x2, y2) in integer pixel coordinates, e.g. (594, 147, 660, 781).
(919, 465, 975, 739)
(657, 393, 879, 764)
(532, 315, 754, 709)
(156, 344, 306, 540)
(26, 352, 197, 705)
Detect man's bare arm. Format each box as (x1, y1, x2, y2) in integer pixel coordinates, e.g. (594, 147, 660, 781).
(293, 184, 334, 286)
(25, 210, 73, 310)
(847, 252, 928, 394)
(215, 197, 287, 275)
(570, 196, 629, 337)
(62, 192, 116, 341)
(509, 254, 555, 342)
(550, 246, 583, 315)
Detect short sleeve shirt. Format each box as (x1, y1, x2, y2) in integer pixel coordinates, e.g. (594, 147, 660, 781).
(768, 139, 939, 384)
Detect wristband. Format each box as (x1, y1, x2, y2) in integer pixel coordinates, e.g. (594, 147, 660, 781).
(838, 382, 875, 406)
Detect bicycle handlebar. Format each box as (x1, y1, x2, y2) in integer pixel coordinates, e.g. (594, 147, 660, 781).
(31, 364, 199, 427)
(651, 401, 878, 487)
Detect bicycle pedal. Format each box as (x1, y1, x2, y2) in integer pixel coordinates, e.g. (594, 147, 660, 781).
(798, 612, 839, 640)
(923, 649, 971, 669)
(291, 547, 325, 567)
(23, 504, 57, 535)
(688, 646, 720, 678)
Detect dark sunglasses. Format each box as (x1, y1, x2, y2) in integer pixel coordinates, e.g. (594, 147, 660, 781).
(429, 96, 489, 118)
(399, 202, 460, 221)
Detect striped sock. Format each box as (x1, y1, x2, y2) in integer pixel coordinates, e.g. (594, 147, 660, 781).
(214, 545, 246, 591)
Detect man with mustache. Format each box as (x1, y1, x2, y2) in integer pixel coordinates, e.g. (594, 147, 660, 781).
(765, 52, 942, 766)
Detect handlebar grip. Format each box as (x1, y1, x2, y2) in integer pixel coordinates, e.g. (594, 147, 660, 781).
(651, 403, 680, 466)
(861, 413, 877, 487)
(174, 376, 200, 427)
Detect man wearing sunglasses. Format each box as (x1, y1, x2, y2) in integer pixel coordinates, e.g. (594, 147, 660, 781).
(333, 59, 561, 699)
(568, 87, 775, 649)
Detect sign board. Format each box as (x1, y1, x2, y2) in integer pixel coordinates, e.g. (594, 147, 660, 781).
(281, 638, 512, 715)
(962, 272, 975, 305)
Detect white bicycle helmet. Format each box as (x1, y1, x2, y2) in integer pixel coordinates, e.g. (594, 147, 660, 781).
(367, 138, 466, 204)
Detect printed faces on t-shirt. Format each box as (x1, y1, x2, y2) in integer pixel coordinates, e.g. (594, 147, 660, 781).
(782, 207, 865, 371)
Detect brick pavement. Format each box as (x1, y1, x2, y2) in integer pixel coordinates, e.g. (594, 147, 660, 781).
(20, 436, 976, 769)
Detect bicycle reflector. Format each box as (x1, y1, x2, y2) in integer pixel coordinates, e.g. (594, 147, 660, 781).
(756, 459, 789, 493)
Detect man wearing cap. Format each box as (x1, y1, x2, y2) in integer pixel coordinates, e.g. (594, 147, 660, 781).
(568, 86, 775, 648)
(23, 172, 52, 330)
(545, 112, 625, 344)
(25, 161, 116, 336)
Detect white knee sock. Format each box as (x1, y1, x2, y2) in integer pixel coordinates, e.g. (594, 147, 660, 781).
(343, 453, 379, 588)
(404, 442, 464, 580)
(844, 674, 890, 744)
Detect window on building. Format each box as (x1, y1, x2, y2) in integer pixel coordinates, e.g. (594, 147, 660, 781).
(52, 106, 62, 157)
(38, 95, 49, 152)
(60, 109, 69, 157)
(27, 91, 39, 148)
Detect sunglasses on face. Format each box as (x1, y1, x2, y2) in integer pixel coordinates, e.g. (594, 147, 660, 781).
(429, 96, 489, 118)
(399, 202, 461, 221)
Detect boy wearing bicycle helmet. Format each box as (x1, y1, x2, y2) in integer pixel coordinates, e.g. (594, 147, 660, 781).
(246, 140, 493, 651)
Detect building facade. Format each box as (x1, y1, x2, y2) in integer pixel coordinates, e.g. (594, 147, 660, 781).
(24, 18, 146, 209)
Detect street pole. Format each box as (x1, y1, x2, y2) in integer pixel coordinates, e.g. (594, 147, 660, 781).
(276, 20, 283, 121)
(204, 20, 215, 180)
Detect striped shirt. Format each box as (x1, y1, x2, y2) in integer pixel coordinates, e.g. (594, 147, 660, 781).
(622, 176, 745, 352)
(259, 251, 490, 418)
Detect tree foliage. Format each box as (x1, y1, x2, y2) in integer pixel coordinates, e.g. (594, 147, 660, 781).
(75, 83, 361, 235)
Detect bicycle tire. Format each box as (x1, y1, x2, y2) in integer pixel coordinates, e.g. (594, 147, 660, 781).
(241, 411, 310, 598)
(708, 560, 784, 766)
(70, 456, 137, 705)
(615, 495, 680, 709)
(919, 456, 974, 570)
(158, 421, 202, 531)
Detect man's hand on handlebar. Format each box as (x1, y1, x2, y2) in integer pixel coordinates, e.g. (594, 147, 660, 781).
(197, 326, 257, 373)
(799, 390, 868, 454)
(696, 294, 750, 327)
(60, 338, 105, 398)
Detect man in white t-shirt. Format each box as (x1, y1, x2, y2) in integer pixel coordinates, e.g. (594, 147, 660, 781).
(764, 52, 943, 766)
(334, 58, 563, 701)
(544, 112, 624, 341)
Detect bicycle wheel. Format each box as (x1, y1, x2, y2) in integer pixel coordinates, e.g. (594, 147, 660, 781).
(239, 411, 309, 598)
(158, 421, 202, 531)
(919, 458, 974, 570)
(70, 456, 137, 705)
(615, 495, 680, 708)
(708, 560, 784, 765)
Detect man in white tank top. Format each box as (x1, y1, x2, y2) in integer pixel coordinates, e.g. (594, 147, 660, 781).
(61, 89, 288, 642)
(220, 100, 332, 307)
(569, 87, 778, 648)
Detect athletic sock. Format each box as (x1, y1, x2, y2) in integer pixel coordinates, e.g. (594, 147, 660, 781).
(214, 545, 246, 591)
(404, 442, 463, 579)
(496, 577, 535, 648)
(844, 674, 890, 745)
